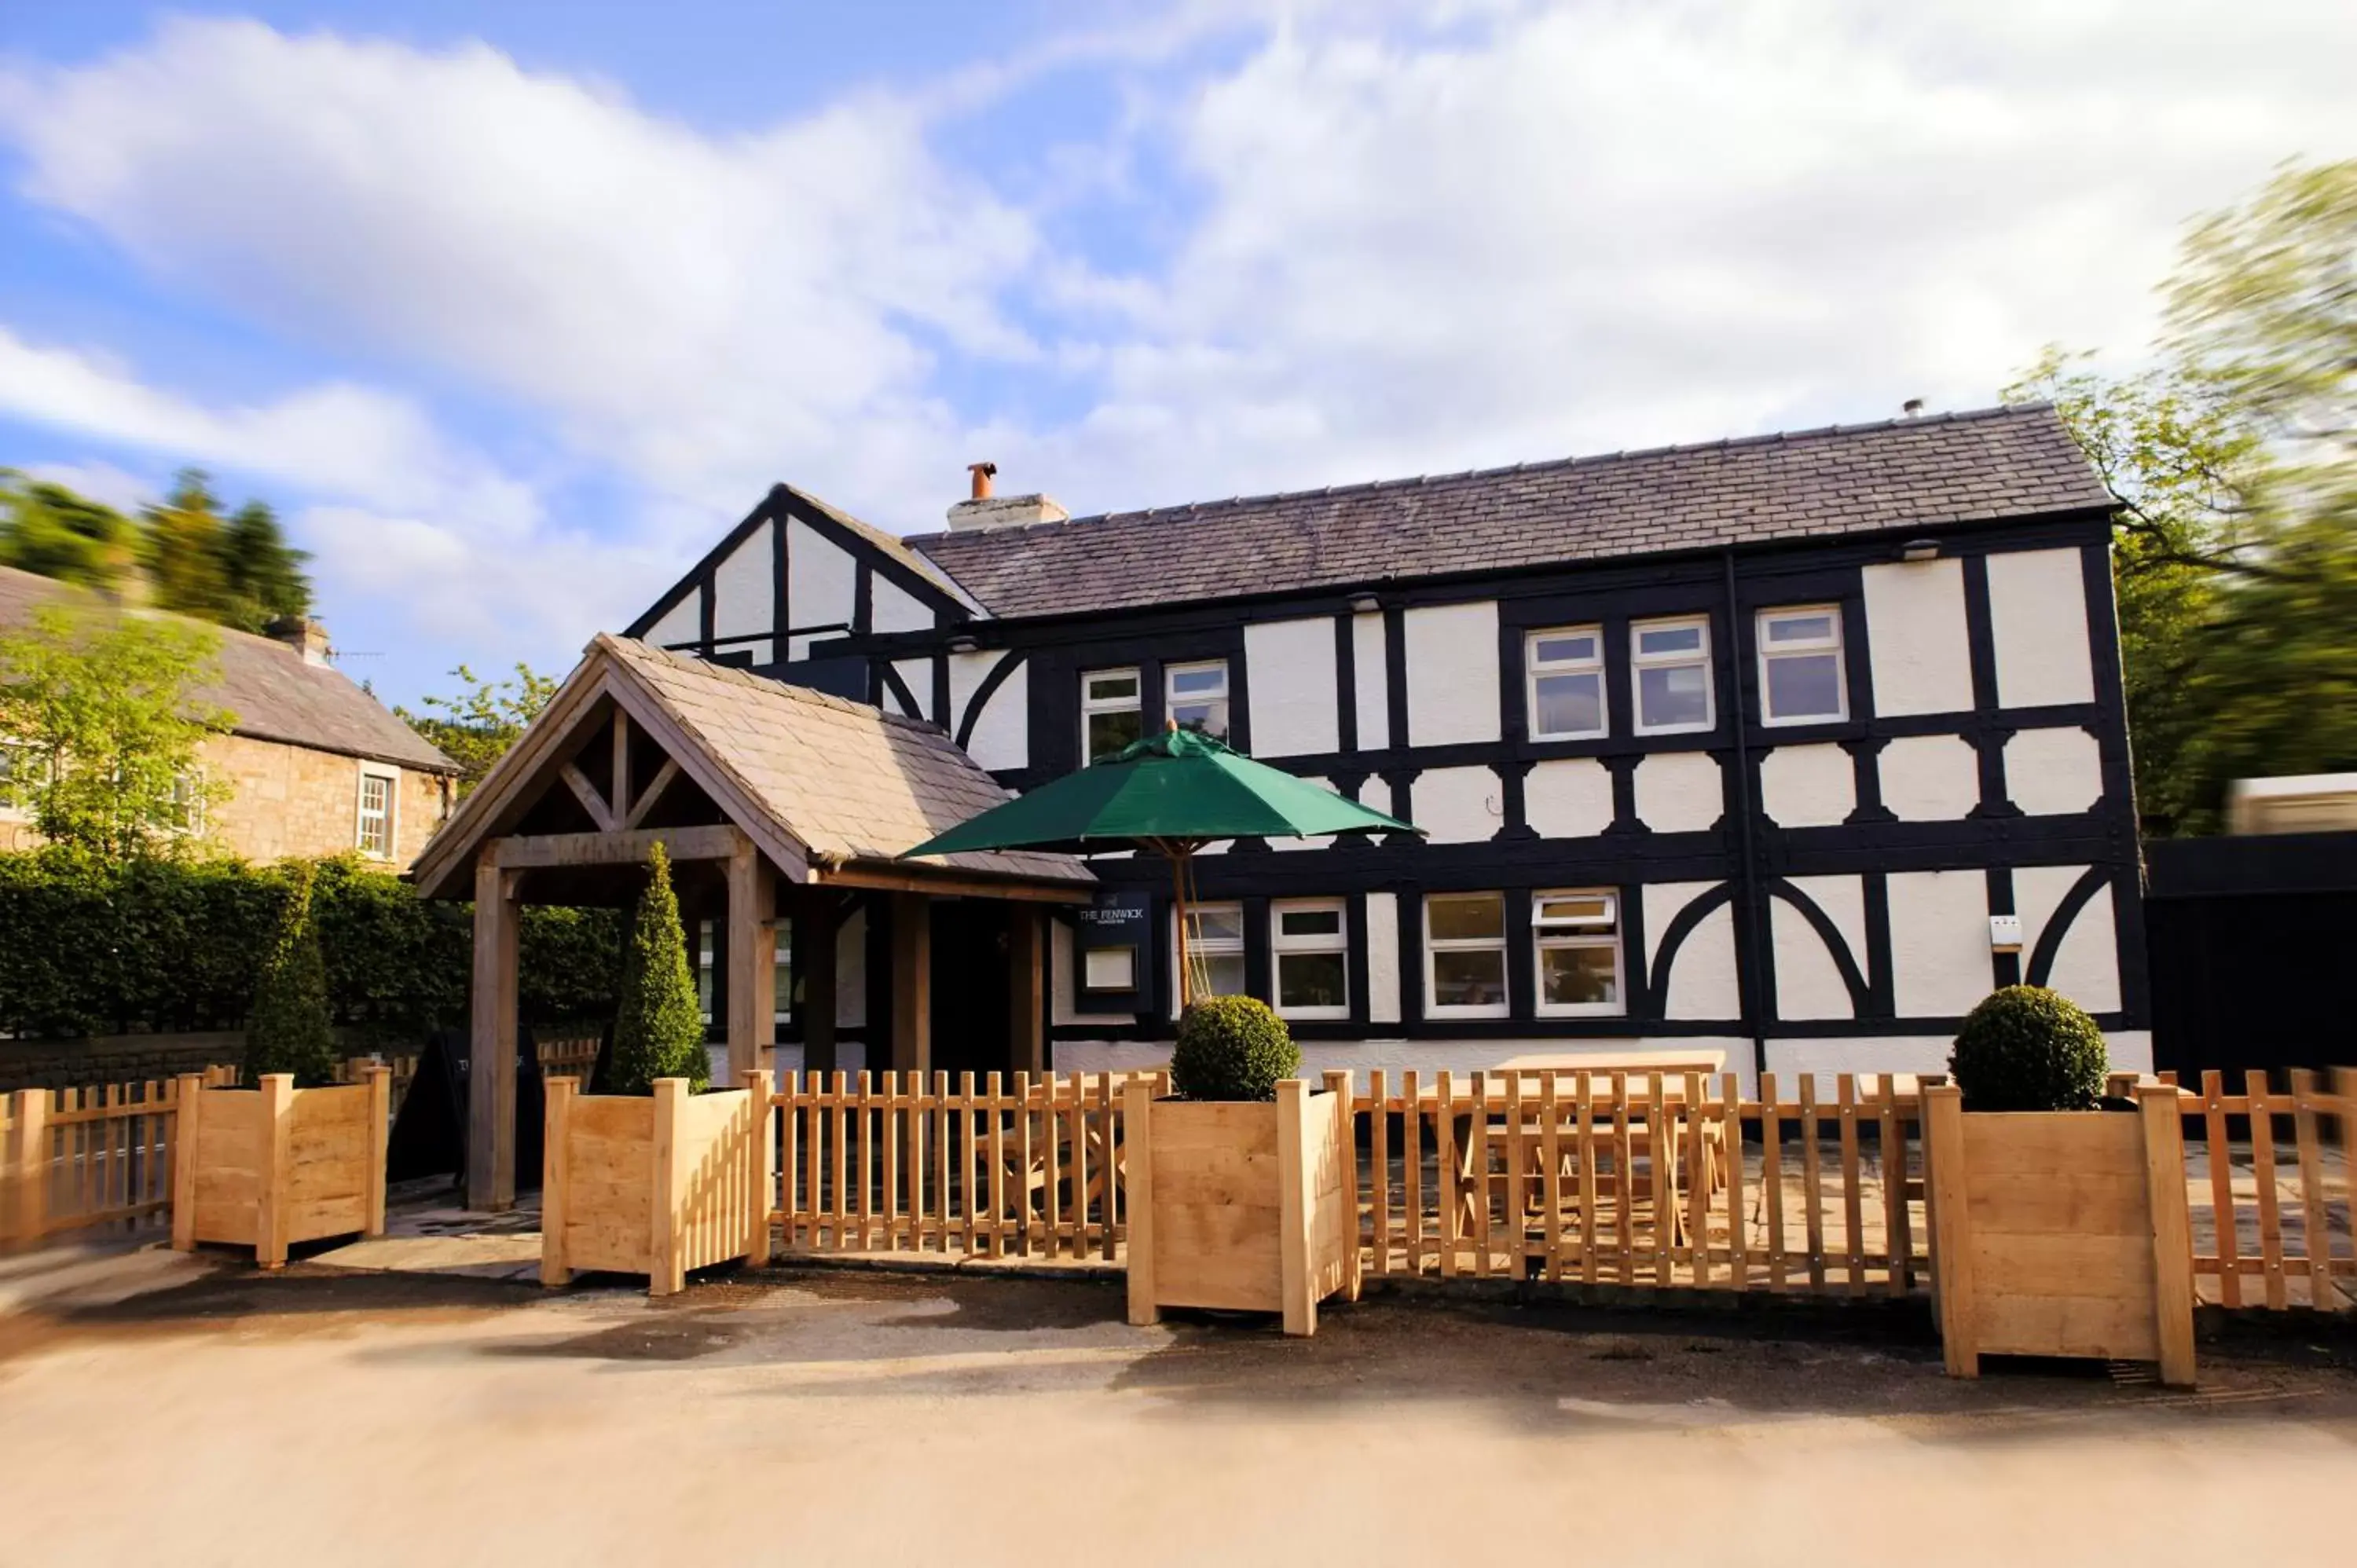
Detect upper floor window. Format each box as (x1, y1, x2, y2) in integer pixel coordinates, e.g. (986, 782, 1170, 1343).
(1081, 669, 1142, 761)
(1632, 617, 1713, 735)
(1166, 661, 1230, 742)
(1424, 892, 1508, 1018)
(1272, 899, 1349, 1020)
(1757, 606, 1847, 725)
(1182, 901, 1247, 1000)
(357, 765, 398, 858)
(1533, 891, 1623, 1016)
(1526, 626, 1607, 740)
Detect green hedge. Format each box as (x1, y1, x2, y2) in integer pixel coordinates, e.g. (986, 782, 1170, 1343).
(0, 847, 620, 1044)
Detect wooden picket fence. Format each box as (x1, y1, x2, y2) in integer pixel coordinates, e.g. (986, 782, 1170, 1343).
(1353, 1069, 1931, 1295)
(2181, 1068, 2355, 1312)
(2, 1067, 235, 1248)
(766, 1071, 1159, 1261)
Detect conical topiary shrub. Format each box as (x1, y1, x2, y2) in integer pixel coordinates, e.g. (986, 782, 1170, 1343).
(607, 842, 709, 1096)
(245, 860, 339, 1087)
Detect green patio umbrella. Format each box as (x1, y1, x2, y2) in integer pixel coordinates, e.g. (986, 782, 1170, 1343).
(903, 723, 1419, 1007)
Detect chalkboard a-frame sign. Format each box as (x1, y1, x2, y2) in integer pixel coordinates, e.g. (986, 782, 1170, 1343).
(1075, 891, 1151, 1009)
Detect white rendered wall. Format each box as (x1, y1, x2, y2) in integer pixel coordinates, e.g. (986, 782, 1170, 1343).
(1985, 547, 2095, 709)
(1765, 1029, 2152, 1089)
(645, 593, 700, 650)
(1879, 735, 1979, 821)
(1644, 881, 1739, 1020)
(1634, 752, 1723, 833)
(2014, 864, 2122, 1013)
(710, 523, 775, 665)
(1860, 559, 1974, 716)
(1785, 874, 1868, 975)
(1052, 1036, 1757, 1095)
(870, 574, 933, 634)
(1758, 743, 1853, 828)
(1770, 875, 1866, 1021)
(948, 650, 1028, 770)
(2004, 726, 2103, 815)
(1244, 617, 1339, 757)
(786, 519, 857, 661)
(1352, 612, 1389, 751)
(1365, 892, 1402, 1024)
(1886, 869, 1990, 1017)
(1523, 757, 1615, 839)
(887, 658, 931, 720)
(1403, 601, 1500, 746)
(1412, 765, 1502, 843)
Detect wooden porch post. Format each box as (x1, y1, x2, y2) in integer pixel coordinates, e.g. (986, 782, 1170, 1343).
(801, 890, 838, 1077)
(467, 848, 522, 1211)
(1007, 906, 1044, 1075)
(889, 891, 930, 1075)
(726, 843, 775, 1083)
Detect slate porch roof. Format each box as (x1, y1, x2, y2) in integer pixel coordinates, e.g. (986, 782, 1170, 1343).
(904, 403, 2113, 621)
(0, 565, 456, 774)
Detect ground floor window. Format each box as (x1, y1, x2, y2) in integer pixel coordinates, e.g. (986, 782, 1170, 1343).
(1181, 900, 1247, 1000)
(1533, 890, 1623, 1015)
(1272, 899, 1349, 1019)
(1424, 892, 1508, 1017)
(357, 764, 398, 857)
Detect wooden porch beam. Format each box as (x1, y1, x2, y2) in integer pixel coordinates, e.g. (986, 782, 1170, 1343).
(467, 852, 521, 1212)
(889, 892, 929, 1075)
(610, 707, 633, 823)
(559, 762, 619, 833)
(1008, 905, 1044, 1074)
(725, 841, 775, 1083)
(623, 757, 680, 830)
(813, 863, 1091, 904)
(493, 822, 745, 870)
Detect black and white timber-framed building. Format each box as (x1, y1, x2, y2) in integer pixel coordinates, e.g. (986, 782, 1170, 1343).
(623, 402, 2146, 1090)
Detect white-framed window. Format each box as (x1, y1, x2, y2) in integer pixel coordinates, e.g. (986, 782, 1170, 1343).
(1178, 900, 1247, 1001)
(1166, 660, 1230, 741)
(1526, 626, 1607, 740)
(1424, 892, 1508, 1018)
(1271, 899, 1350, 1020)
(1081, 668, 1144, 762)
(1532, 890, 1623, 1017)
(0, 742, 28, 819)
(169, 769, 205, 836)
(356, 764, 398, 858)
(1757, 606, 1847, 725)
(1632, 616, 1714, 735)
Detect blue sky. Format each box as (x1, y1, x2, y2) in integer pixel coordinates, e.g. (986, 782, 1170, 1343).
(1, 2, 2350, 706)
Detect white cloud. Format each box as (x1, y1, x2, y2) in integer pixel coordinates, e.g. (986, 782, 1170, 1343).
(1, 0, 2352, 702)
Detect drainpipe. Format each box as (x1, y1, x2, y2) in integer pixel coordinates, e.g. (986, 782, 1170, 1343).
(1723, 548, 1769, 1083)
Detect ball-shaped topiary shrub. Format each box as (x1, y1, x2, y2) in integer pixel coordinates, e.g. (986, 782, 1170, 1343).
(1169, 995, 1300, 1102)
(1948, 985, 2109, 1112)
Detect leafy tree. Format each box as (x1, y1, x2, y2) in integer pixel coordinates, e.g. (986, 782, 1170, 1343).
(0, 470, 139, 590)
(0, 603, 234, 858)
(141, 469, 234, 624)
(394, 662, 559, 797)
(606, 842, 708, 1095)
(244, 860, 339, 1086)
(219, 500, 313, 633)
(2011, 159, 2357, 833)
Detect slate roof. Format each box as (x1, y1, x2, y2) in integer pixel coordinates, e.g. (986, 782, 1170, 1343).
(601, 636, 1090, 886)
(906, 404, 2113, 621)
(0, 566, 456, 773)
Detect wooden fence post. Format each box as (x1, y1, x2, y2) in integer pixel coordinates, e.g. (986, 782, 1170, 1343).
(10, 1088, 47, 1251)
(1277, 1078, 1316, 1337)
(540, 1076, 574, 1288)
(255, 1075, 295, 1269)
(1124, 1076, 1158, 1326)
(650, 1078, 686, 1297)
(170, 1074, 204, 1252)
(1923, 1085, 1975, 1377)
(744, 1068, 775, 1269)
(365, 1066, 391, 1238)
(1322, 1071, 1362, 1302)
(2137, 1083, 2199, 1388)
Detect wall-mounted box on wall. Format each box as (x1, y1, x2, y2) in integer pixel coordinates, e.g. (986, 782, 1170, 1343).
(1988, 914, 2024, 954)
(1076, 891, 1153, 1009)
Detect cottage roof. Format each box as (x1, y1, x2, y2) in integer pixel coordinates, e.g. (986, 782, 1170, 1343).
(905, 403, 2113, 621)
(0, 565, 456, 774)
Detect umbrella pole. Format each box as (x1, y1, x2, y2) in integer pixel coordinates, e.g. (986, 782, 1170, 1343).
(1168, 843, 1191, 1013)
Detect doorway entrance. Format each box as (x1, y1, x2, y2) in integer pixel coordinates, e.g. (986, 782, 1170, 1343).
(928, 899, 1012, 1079)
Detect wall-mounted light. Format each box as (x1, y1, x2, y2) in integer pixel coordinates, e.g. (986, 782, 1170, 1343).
(946, 634, 979, 654)
(1347, 593, 1381, 614)
(1988, 914, 2023, 954)
(1898, 538, 1940, 562)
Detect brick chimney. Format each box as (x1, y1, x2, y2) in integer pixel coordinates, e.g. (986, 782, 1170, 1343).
(267, 615, 332, 666)
(946, 461, 1069, 533)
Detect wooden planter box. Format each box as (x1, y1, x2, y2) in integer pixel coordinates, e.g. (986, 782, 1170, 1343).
(541, 1072, 772, 1297)
(171, 1070, 390, 1269)
(1926, 1083, 2196, 1386)
(1124, 1075, 1359, 1336)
